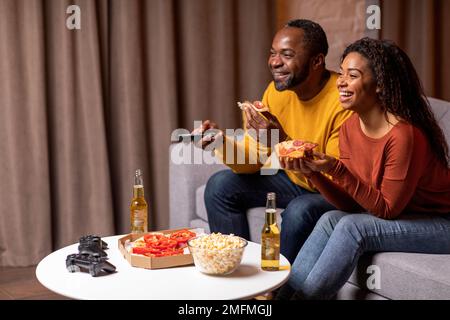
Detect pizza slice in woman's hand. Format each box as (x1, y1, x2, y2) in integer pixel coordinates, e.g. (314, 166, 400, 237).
(275, 139, 318, 159)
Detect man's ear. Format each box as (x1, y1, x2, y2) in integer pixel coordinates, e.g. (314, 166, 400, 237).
(311, 54, 325, 70)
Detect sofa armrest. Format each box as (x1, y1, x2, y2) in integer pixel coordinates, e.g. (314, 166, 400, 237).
(169, 143, 226, 228)
(428, 97, 450, 151)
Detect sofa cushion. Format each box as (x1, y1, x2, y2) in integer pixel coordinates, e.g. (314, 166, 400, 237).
(190, 218, 210, 233)
(335, 281, 388, 300)
(429, 97, 450, 149)
(196, 184, 209, 221)
(348, 252, 450, 300)
(196, 185, 283, 242)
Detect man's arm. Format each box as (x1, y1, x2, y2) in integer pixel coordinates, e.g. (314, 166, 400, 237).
(214, 132, 269, 174)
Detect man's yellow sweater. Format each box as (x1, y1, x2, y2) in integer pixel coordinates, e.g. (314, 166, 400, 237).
(215, 72, 352, 192)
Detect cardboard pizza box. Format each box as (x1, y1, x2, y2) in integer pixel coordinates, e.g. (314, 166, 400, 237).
(118, 228, 201, 269)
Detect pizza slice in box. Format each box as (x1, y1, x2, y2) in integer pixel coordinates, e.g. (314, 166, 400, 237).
(275, 139, 318, 159)
(131, 229, 197, 257)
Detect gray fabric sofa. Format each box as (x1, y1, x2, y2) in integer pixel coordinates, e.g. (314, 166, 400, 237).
(169, 97, 450, 300)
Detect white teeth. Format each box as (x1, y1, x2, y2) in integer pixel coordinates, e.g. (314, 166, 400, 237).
(339, 91, 353, 97)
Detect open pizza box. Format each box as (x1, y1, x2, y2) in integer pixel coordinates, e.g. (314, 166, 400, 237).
(118, 228, 204, 269)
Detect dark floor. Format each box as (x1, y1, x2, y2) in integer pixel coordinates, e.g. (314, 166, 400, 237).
(0, 266, 69, 300)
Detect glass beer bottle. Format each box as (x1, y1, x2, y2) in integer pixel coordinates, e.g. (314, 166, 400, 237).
(261, 192, 280, 271)
(130, 169, 148, 234)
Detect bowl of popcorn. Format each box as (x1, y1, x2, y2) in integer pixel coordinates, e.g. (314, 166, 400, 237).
(187, 233, 248, 275)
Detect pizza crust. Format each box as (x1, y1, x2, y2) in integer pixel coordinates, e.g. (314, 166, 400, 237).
(237, 100, 270, 113)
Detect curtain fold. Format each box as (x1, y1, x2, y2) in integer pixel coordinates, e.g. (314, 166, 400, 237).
(0, 0, 53, 266)
(0, 0, 273, 266)
(41, 0, 115, 252)
(382, 0, 450, 101)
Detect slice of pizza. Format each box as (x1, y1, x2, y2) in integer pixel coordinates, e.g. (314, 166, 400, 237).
(237, 100, 270, 113)
(275, 140, 318, 159)
(130, 229, 197, 257)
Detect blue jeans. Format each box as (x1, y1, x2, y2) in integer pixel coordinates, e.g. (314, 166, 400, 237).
(277, 210, 450, 300)
(280, 194, 336, 263)
(205, 169, 325, 240)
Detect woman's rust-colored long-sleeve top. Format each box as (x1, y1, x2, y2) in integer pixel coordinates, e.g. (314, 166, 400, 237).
(310, 114, 450, 219)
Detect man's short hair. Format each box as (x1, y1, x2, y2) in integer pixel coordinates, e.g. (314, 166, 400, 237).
(285, 19, 329, 58)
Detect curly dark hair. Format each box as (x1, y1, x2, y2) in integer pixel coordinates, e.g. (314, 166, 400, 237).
(342, 37, 449, 167)
(286, 19, 328, 59)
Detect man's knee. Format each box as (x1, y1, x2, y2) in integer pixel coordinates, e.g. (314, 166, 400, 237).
(204, 170, 236, 202)
(282, 194, 331, 224)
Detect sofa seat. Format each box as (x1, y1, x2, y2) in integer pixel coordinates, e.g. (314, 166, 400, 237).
(347, 252, 450, 299)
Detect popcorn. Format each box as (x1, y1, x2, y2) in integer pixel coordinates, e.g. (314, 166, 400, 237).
(187, 233, 248, 275)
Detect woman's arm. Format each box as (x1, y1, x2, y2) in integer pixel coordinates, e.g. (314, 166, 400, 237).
(324, 129, 428, 219)
(309, 172, 363, 212)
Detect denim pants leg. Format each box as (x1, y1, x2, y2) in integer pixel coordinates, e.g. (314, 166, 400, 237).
(280, 194, 336, 264)
(204, 169, 310, 239)
(277, 210, 450, 300)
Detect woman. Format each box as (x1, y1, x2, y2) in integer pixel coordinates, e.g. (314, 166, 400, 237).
(277, 37, 450, 300)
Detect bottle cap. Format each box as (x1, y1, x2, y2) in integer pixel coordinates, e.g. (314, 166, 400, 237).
(267, 192, 276, 201)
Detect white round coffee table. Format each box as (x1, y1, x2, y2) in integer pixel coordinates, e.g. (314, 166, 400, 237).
(36, 235, 290, 300)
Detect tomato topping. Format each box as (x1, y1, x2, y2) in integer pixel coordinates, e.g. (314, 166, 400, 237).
(304, 142, 318, 149)
(170, 229, 196, 238)
(144, 233, 163, 243)
(133, 247, 159, 255)
(151, 238, 178, 250)
(133, 229, 196, 258)
(286, 148, 297, 154)
(253, 101, 264, 109)
(170, 230, 196, 244)
(293, 140, 304, 147)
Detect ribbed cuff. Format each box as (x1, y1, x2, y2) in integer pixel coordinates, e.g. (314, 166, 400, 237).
(327, 159, 345, 178)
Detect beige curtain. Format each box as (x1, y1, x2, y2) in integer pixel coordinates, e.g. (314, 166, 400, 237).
(382, 0, 450, 101)
(0, 0, 274, 266)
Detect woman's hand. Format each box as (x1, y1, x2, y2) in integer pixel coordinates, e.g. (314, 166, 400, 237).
(303, 151, 337, 174)
(279, 157, 314, 177)
(279, 151, 337, 177)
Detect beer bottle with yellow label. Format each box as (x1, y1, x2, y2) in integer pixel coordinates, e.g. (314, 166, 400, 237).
(130, 169, 148, 234)
(261, 192, 280, 271)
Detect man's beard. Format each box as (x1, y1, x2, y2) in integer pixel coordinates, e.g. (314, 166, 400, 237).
(273, 66, 310, 91)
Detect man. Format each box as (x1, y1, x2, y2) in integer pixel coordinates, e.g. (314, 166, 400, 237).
(195, 19, 352, 263)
